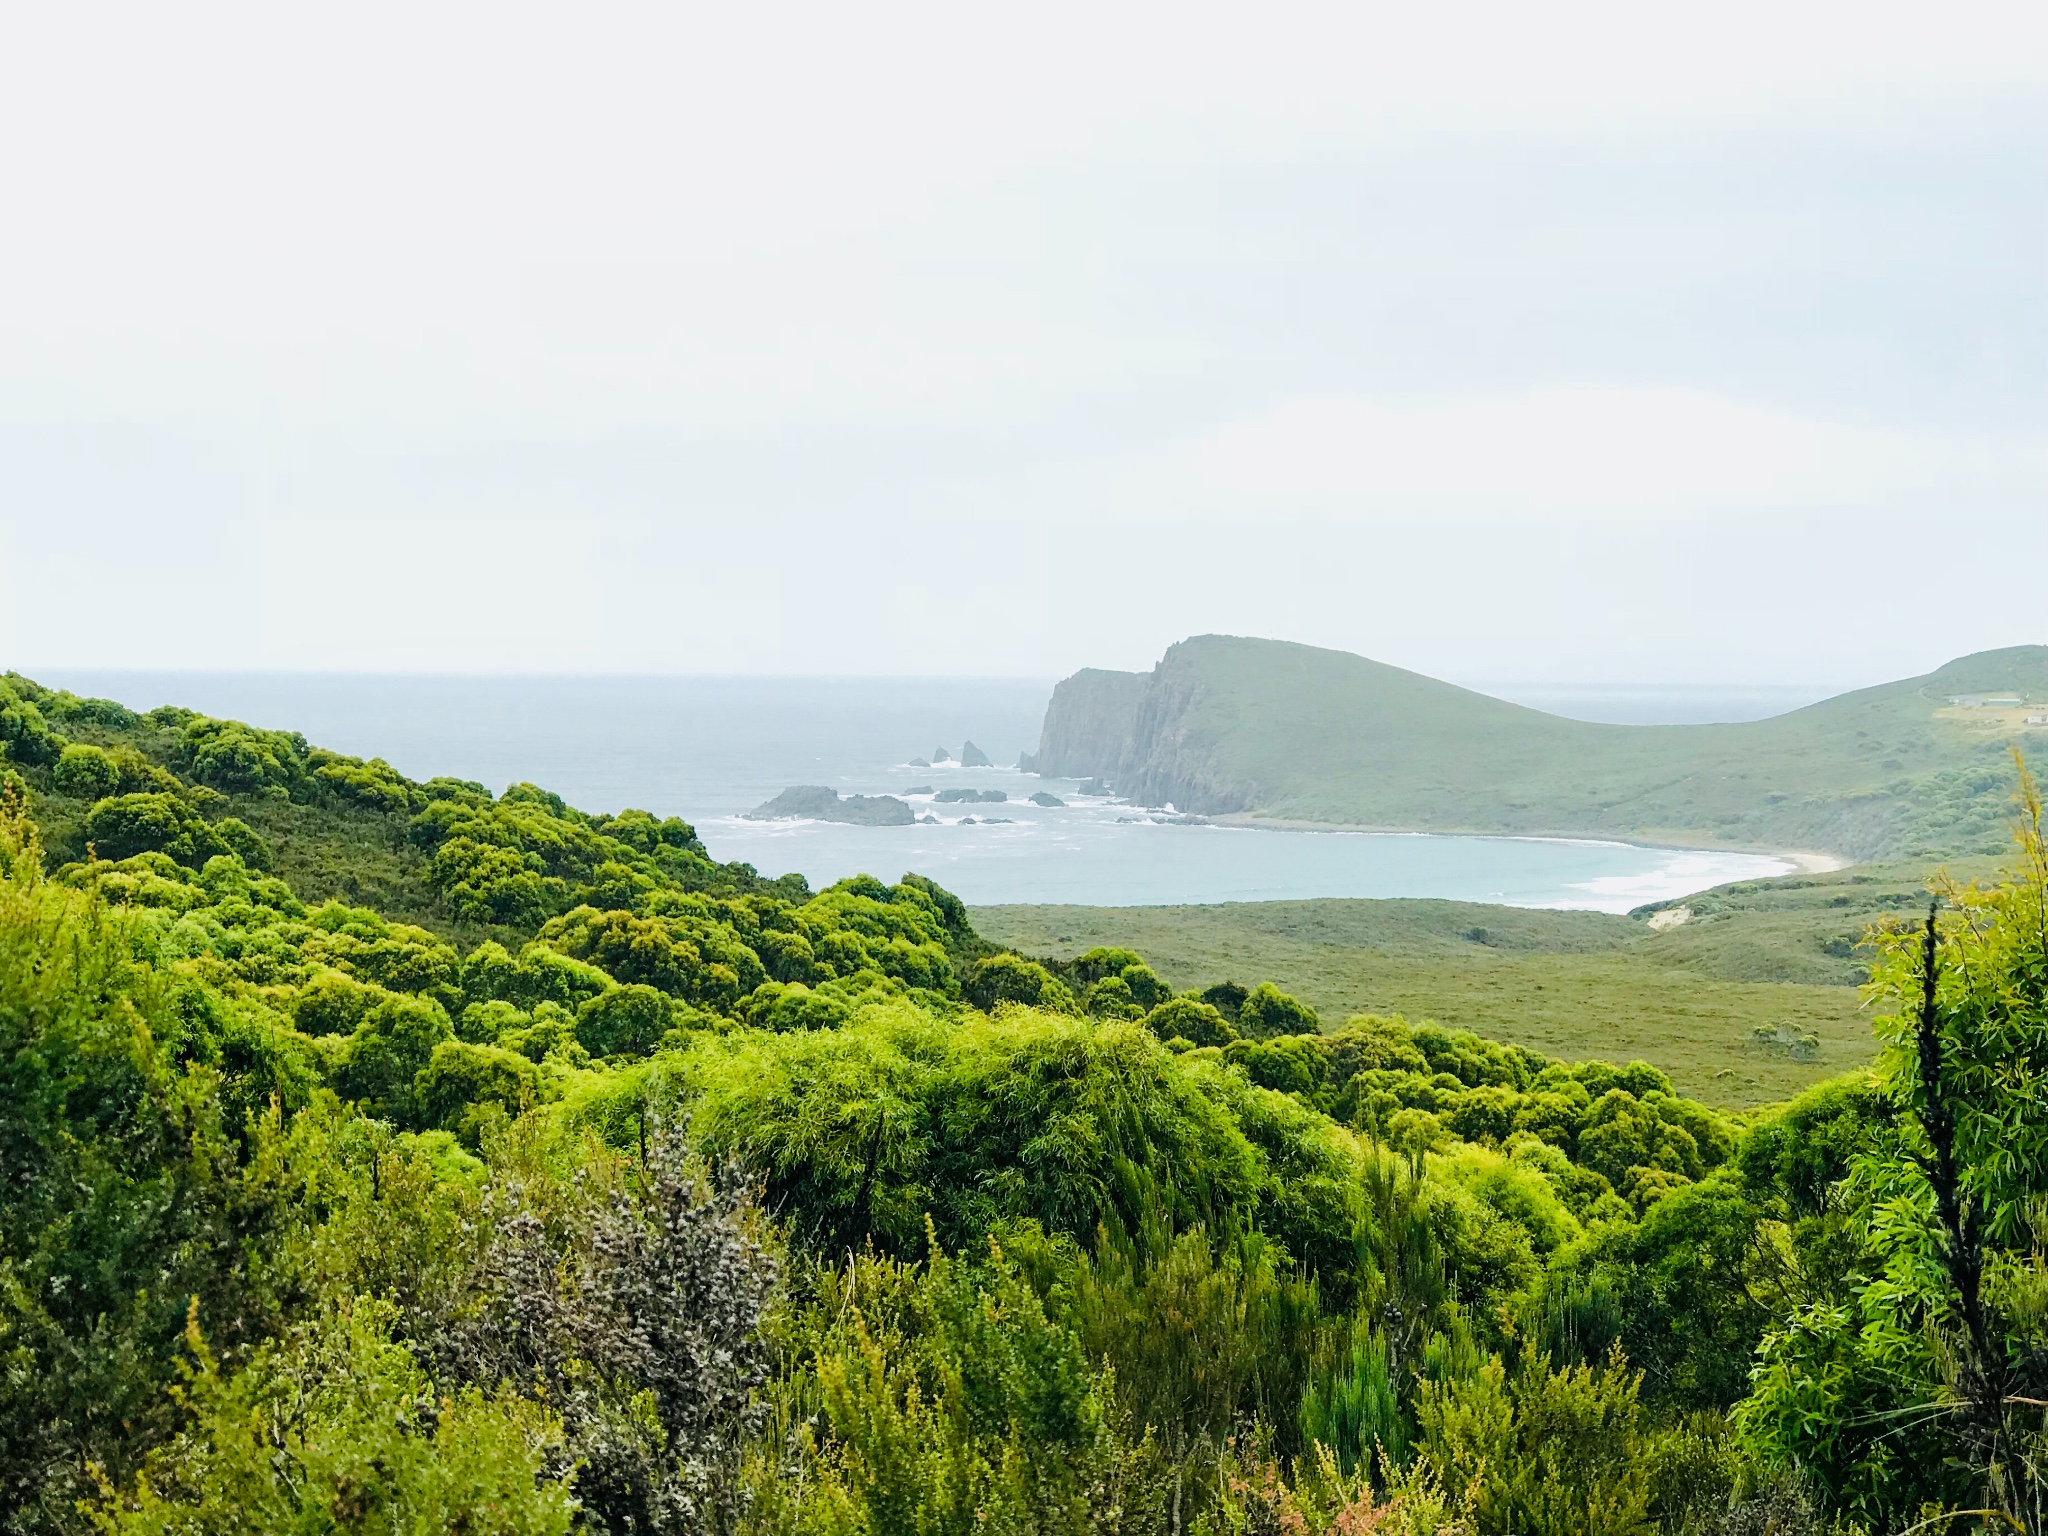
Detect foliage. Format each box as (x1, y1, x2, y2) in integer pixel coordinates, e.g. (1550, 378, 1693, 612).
(1415, 1344, 1661, 1536)
(0, 807, 283, 1528)
(667, 1005, 1275, 1258)
(1735, 763, 2048, 1529)
(446, 1119, 777, 1533)
(16, 676, 2048, 1534)
(1240, 981, 1320, 1039)
(963, 951, 1080, 1014)
(89, 1299, 576, 1536)
(740, 1234, 1163, 1536)
(1149, 995, 1238, 1047)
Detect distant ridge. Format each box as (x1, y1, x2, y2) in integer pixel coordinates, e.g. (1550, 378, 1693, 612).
(1032, 636, 2048, 861)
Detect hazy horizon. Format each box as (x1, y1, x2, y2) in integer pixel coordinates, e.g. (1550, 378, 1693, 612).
(4, 2, 2044, 684)
(27, 660, 1868, 731)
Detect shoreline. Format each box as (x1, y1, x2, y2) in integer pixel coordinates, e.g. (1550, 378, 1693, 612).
(1207, 811, 1851, 877)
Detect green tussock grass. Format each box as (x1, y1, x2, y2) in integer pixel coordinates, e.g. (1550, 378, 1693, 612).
(973, 856, 2004, 1109)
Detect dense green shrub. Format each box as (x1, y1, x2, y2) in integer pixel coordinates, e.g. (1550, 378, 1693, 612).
(669, 1004, 1275, 1257)
(1239, 980, 1320, 1038)
(1147, 994, 1236, 1046)
(182, 717, 307, 798)
(81, 792, 233, 866)
(0, 811, 283, 1525)
(0, 679, 65, 766)
(575, 981, 678, 1057)
(963, 951, 1079, 1013)
(51, 742, 119, 800)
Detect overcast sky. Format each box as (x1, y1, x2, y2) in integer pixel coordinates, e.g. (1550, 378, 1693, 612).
(3, 1, 2044, 687)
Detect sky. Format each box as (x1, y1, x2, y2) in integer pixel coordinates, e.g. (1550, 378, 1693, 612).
(2, 0, 2044, 688)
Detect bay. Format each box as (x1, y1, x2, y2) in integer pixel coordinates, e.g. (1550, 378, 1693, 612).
(41, 672, 1793, 912)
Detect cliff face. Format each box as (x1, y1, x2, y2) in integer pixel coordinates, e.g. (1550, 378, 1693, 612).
(1031, 644, 1260, 812)
(1032, 668, 1152, 780)
(1113, 642, 1259, 813)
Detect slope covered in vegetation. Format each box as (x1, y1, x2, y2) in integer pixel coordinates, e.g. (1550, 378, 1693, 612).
(1036, 636, 2048, 860)
(6, 668, 2048, 1535)
(975, 859, 1980, 1108)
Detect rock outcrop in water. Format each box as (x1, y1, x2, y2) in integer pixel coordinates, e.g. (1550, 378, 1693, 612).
(745, 786, 914, 826)
(958, 740, 992, 767)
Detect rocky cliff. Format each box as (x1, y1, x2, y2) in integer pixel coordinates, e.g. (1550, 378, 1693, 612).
(1031, 644, 1260, 812)
(1115, 645, 1261, 813)
(1031, 667, 1153, 781)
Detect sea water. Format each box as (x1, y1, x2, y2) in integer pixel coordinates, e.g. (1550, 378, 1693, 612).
(40, 673, 1795, 913)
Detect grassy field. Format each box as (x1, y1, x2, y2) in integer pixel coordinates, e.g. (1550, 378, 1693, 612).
(1036, 636, 2048, 862)
(973, 857, 2004, 1109)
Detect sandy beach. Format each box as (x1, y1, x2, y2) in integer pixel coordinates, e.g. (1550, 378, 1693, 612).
(1215, 811, 1853, 877)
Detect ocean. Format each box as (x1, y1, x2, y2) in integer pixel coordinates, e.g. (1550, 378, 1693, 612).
(37, 672, 1814, 913)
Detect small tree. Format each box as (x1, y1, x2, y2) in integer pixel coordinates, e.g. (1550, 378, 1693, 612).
(1865, 765, 2048, 1530)
(1743, 760, 2048, 1529)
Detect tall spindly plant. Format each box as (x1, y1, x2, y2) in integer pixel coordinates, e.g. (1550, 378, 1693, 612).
(1743, 758, 2048, 1531)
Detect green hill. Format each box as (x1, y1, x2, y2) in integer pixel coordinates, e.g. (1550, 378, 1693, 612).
(1033, 636, 2048, 860)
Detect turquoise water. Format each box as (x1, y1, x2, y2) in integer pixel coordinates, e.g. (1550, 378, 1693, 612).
(43, 673, 1793, 912)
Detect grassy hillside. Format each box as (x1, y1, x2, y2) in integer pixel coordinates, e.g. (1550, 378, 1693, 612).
(974, 856, 1994, 1108)
(1036, 636, 2048, 860)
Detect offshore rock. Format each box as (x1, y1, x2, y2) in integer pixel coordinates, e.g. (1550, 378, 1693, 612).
(745, 786, 914, 826)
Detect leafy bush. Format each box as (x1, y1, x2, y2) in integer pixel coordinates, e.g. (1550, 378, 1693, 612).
(1148, 995, 1237, 1046)
(0, 680, 65, 767)
(448, 1120, 776, 1534)
(669, 1004, 1276, 1258)
(1239, 981, 1319, 1038)
(1415, 1345, 1660, 1536)
(576, 982, 678, 1057)
(964, 951, 1079, 1014)
(90, 1299, 576, 1536)
(81, 792, 233, 866)
(0, 808, 281, 1525)
(182, 717, 307, 799)
(51, 743, 119, 800)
